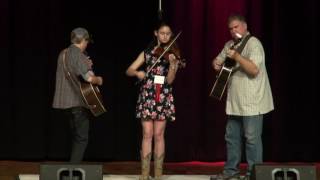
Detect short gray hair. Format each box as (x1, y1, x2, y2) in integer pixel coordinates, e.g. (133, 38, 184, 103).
(227, 14, 247, 25)
(70, 27, 91, 44)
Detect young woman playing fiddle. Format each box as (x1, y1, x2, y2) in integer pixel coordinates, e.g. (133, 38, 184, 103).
(126, 21, 183, 180)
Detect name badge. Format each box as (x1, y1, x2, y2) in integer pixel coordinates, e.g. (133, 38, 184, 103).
(154, 75, 165, 84)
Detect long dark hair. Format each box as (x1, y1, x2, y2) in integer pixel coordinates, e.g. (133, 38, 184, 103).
(145, 21, 173, 53)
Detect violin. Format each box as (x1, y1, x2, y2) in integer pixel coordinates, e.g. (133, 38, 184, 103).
(153, 42, 186, 69)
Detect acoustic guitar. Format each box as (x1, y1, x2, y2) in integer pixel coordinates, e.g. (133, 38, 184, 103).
(209, 36, 242, 100)
(62, 49, 106, 117)
(209, 62, 234, 100)
(80, 81, 106, 117)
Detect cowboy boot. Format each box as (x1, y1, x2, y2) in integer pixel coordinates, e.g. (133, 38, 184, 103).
(154, 153, 165, 180)
(139, 152, 151, 180)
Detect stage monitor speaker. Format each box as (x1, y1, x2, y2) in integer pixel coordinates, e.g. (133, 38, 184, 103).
(40, 163, 103, 180)
(17, 174, 39, 180)
(252, 163, 316, 180)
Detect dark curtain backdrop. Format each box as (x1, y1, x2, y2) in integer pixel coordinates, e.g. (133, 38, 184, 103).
(1, 0, 319, 162)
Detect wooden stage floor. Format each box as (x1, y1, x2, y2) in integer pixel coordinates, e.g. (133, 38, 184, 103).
(0, 161, 319, 180)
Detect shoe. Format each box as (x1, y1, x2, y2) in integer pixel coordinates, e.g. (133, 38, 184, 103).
(240, 175, 251, 180)
(210, 174, 240, 180)
(228, 175, 240, 180)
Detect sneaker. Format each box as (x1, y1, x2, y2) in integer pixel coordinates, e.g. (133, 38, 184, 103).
(240, 175, 251, 180)
(228, 175, 241, 180)
(210, 174, 240, 180)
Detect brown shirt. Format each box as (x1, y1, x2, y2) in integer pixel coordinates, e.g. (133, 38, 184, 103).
(52, 44, 90, 109)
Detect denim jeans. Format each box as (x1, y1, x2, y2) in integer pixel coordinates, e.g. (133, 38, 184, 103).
(66, 107, 90, 163)
(223, 114, 263, 176)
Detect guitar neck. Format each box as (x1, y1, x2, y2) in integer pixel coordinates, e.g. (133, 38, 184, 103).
(224, 57, 236, 68)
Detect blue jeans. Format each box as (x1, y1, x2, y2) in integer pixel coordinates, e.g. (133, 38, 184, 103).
(223, 115, 263, 176)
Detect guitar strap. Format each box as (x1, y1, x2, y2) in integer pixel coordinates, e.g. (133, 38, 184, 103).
(235, 33, 252, 54)
(231, 33, 252, 72)
(61, 49, 87, 105)
(62, 49, 80, 86)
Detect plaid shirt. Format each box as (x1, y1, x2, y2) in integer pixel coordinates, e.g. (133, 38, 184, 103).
(52, 44, 90, 109)
(216, 34, 274, 116)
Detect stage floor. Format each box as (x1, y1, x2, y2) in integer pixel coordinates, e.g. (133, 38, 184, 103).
(18, 174, 213, 180)
(1, 161, 319, 180)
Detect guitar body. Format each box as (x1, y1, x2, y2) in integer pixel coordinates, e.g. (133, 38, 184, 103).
(209, 64, 233, 100)
(209, 36, 244, 100)
(80, 82, 106, 117)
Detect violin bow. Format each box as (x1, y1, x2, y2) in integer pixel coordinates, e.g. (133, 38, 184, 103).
(146, 31, 182, 75)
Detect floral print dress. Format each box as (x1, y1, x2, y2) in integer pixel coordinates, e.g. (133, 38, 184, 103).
(136, 48, 176, 121)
